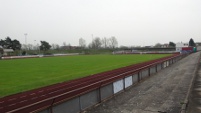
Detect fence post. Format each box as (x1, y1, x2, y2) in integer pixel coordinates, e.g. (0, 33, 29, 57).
(98, 84, 102, 103)
(138, 72, 141, 82)
(50, 98, 55, 113)
(79, 96, 82, 112)
(148, 67, 150, 76)
(123, 76, 126, 91)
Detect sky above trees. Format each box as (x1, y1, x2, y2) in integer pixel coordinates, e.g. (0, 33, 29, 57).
(1, 0, 201, 47)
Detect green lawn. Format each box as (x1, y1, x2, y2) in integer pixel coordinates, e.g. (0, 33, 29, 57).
(0, 54, 170, 97)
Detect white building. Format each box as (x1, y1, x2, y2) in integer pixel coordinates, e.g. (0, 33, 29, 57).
(3, 49, 14, 56)
(175, 42, 189, 52)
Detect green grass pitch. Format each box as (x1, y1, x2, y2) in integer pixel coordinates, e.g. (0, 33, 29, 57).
(0, 54, 170, 97)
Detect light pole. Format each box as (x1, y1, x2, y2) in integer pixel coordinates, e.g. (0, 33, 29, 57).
(34, 40, 36, 50)
(91, 34, 93, 40)
(34, 40, 36, 54)
(24, 33, 27, 50)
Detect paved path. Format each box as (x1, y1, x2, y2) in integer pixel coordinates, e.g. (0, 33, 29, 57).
(187, 55, 201, 113)
(85, 52, 201, 113)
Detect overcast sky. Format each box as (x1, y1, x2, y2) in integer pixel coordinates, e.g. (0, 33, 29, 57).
(0, 0, 201, 47)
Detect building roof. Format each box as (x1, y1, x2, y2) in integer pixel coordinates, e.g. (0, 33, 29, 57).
(196, 42, 201, 46)
(176, 42, 189, 47)
(3, 49, 14, 52)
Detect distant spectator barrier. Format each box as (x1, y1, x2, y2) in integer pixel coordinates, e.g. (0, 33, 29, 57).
(1, 53, 79, 60)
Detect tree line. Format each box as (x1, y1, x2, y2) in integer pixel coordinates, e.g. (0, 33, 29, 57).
(0, 37, 52, 53)
(0, 37, 21, 50)
(0, 36, 118, 55)
(153, 38, 196, 48)
(79, 36, 118, 49)
(0, 36, 197, 55)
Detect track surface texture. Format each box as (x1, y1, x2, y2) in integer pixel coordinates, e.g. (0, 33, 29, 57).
(85, 52, 201, 113)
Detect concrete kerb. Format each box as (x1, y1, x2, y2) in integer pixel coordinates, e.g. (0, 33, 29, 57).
(180, 52, 201, 113)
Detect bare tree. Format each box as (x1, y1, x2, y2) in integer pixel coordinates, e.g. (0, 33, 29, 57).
(36, 43, 40, 50)
(154, 43, 162, 48)
(55, 44, 60, 50)
(63, 42, 66, 46)
(88, 42, 92, 49)
(51, 44, 55, 50)
(33, 44, 38, 50)
(21, 44, 27, 50)
(51, 43, 59, 50)
(109, 36, 118, 49)
(27, 44, 34, 50)
(79, 38, 86, 49)
(101, 37, 109, 48)
(92, 37, 102, 49)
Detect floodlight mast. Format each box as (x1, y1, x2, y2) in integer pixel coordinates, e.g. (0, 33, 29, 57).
(24, 33, 28, 50)
(24, 33, 27, 45)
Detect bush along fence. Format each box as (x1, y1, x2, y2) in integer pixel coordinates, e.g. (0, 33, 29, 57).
(0, 53, 188, 113)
